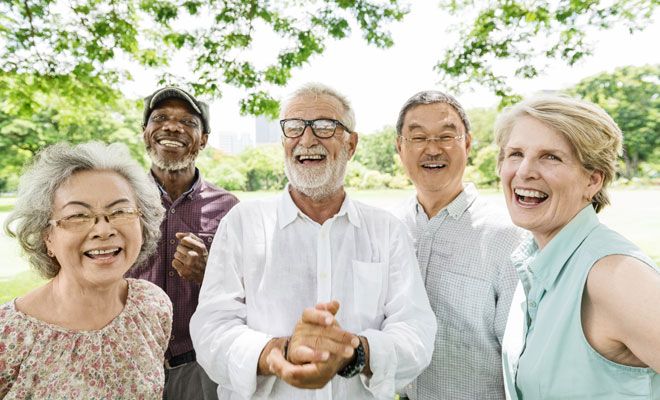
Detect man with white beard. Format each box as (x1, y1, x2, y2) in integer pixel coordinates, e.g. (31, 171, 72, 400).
(126, 86, 239, 400)
(190, 83, 437, 400)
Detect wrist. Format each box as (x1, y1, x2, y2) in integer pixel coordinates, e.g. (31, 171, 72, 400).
(257, 337, 289, 376)
(337, 336, 366, 378)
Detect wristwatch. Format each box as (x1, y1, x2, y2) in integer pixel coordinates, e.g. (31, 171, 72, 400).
(337, 339, 366, 378)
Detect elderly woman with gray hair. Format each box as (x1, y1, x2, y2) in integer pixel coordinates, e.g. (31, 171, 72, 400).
(496, 95, 660, 399)
(0, 142, 172, 399)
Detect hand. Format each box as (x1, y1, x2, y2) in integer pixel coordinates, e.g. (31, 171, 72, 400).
(172, 232, 208, 284)
(287, 301, 357, 365)
(266, 301, 359, 389)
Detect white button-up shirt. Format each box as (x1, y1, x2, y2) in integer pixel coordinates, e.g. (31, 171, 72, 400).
(190, 188, 436, 400)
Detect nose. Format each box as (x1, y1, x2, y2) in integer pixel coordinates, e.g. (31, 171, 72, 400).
(89, 214, 116, 239)
(516, 156, 540, 180)
(423, 138, 444, 156)
(298, 125, 318, 147)
(162, 118, 184, 133)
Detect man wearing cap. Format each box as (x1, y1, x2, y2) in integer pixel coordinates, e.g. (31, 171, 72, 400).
(126, 86, 239, 399)
(392, 90, 526, 400)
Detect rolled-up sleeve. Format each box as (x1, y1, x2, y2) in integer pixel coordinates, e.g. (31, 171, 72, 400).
(360, 219, 437, 398)
(190, 208, 271, 399)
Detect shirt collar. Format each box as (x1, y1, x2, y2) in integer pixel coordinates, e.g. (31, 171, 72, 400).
(277, 184, 361, 229)
(151, 168, 203, 199)
(414, 182, 478, 220)
(525, 205, 600, 292)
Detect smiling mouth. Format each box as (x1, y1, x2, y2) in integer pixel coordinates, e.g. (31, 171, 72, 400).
(157, 139, 185, 148)
(514, 188, 548, 205)
(421, 162, 447, 170)
(84, 248, 122, 259)
(296, 154, 326, 164)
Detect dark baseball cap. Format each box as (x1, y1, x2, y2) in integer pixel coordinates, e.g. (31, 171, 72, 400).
(143, 87, 211, 134)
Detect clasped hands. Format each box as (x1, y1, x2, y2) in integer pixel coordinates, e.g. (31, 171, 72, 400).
(258, 300, 360, 389)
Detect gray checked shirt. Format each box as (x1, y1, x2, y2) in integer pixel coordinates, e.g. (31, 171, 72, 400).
(394, 183, 527, 400)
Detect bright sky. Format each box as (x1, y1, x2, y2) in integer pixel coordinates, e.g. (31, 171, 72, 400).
(122, 3, 660, 140)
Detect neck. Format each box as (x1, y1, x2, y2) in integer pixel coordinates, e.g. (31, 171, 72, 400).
(416, 185, 463, 218)
(289, 186, 346, 224)
(151, 164, 196, 201)
(47, 274, 128, 330)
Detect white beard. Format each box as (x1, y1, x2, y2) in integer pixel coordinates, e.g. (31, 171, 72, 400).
(146, 146, 198, 172)
(284, 143, 350, 201)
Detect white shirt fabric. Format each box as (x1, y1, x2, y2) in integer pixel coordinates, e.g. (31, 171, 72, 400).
(190, 187, 437, 400)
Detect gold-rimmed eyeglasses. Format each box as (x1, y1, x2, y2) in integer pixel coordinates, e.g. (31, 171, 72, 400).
(48, 207, 142, 232)
(399, 134, 465, 149)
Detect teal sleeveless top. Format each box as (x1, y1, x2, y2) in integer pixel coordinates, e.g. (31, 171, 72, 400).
(502, 205, 660, 400)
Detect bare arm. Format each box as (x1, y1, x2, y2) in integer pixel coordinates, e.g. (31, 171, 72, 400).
(582, 254, 660, 372)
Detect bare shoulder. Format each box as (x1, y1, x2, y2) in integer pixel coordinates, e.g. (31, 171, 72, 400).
(587, 254, 659, 301)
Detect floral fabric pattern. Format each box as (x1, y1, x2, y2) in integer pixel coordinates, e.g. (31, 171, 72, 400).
(0, 278, 172, 400)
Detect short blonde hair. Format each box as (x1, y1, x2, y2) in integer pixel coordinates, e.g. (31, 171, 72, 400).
(494, 94, 622, 213)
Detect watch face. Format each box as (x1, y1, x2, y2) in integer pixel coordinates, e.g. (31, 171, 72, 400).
(338, 341, 365, 378)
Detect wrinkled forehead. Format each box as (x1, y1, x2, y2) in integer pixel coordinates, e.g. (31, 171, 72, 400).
(404, 102, 466, 132)
(283, 94, 346, 120)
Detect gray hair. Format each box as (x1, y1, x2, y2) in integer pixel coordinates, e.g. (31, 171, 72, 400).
(494, 94, 622, 213)
(4, 141, 165, 279)
(396, 90, 471, 135)
(280, 82, 356, 132)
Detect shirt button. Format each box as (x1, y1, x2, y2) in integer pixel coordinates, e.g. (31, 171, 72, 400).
(171, 334, 175, 341)
(168, 271, 174, 277)
(529, 301, 537, 308)
(170, 239, 175, 245)
(170, 209, 176, 214)
(207, 237, 213, 243)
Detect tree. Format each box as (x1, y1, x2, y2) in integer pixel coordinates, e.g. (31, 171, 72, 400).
(239, 144, 286, 190)
(0, 0, 406, 118)
(0, 71, 145, 190)
(353, 126, 399, 175)
(436, 0, 658, 106)
(568, 64, 659, 178)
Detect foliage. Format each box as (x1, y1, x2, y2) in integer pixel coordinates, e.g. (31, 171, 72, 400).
(345, 161, 393, 189)
(0, 72, 145, 190)
(353, 127, 398, 174)
(0, 0, 406, 118)
(466, 107, 497, 153)
(568, 64, 660, 179)
(239, 144, 287, 191)
(196, 148, 247, 191)
(436, 0, 658, 106)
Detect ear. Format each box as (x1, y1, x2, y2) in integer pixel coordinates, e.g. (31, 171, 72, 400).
(395, 136, 402, 155)
(347, 132, 359, 158)
(586, 169, 604, 199)
(43, 229, 53, 254)
(200, 133, 208, 150)
(464, 132, 472, 153)
(142, 128, 149, 146)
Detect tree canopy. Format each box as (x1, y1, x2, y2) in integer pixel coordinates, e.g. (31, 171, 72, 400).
(436, 0, 657, 105)
(0, 0, 406, 118)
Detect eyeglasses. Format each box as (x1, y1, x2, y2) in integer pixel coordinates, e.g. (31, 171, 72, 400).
(399, 134, 465, 149)
(48, 207, 142, 232)
(280, 118, 352, 139)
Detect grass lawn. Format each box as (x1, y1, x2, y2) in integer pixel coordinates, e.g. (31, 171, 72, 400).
(1, 187, 658, 301)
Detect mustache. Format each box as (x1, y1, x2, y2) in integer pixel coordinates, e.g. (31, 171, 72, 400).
(420, 155, 447, 163)
(292, 144, 328, 157)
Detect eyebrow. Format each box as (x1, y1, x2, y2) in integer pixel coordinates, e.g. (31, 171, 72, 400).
(407, 122, 459, 132)
(505, 145, 571, 157)
(61, 198, 132, 209)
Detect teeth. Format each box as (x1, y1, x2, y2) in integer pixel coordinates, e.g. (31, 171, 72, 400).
(422, 163, 445, 168)
(158, 139, 184, 148)
(515, 188, 548, 198)
(298, 155, 324, 160)
(87, 248, 119, 255)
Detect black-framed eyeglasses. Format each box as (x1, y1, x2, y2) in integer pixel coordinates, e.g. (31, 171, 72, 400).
(279, 118, 352, 139)
(48, 207, 142, 232)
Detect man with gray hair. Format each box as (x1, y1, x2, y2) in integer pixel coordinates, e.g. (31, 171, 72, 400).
(393, 90, 526, 400)
(190, 83, 436, 399)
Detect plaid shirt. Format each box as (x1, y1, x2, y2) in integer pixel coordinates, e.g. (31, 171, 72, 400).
(394, 183, 527, 400)
(127, 169, 239, 359)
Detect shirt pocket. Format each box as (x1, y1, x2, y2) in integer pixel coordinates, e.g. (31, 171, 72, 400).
(351, 260, 385, 323)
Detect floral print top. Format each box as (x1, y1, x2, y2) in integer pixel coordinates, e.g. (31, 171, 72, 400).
(0, 278, 172, 400)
